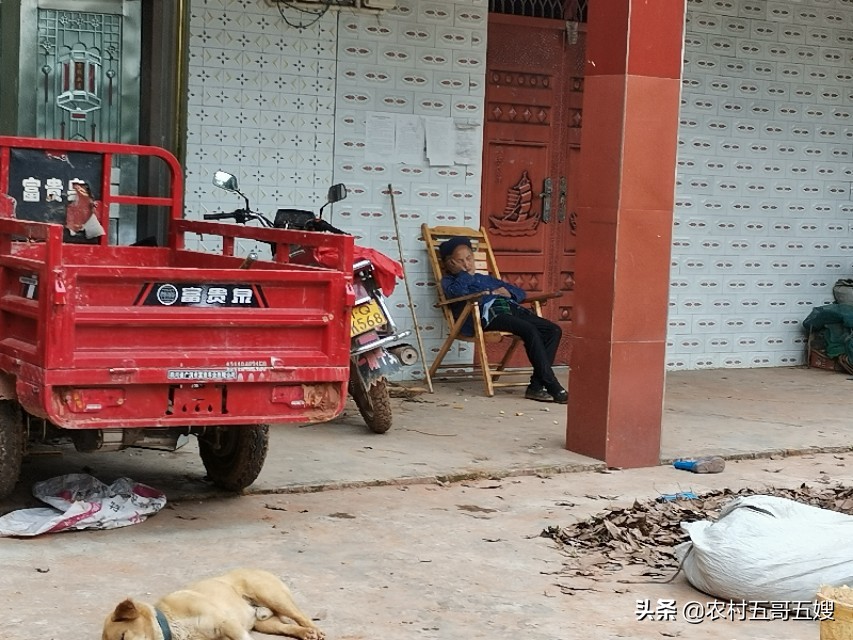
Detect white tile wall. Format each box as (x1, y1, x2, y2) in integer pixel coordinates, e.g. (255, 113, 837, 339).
(333, 0, 486, 377)
(185, 0, 486, 379)
(672, 0, 853, 369)
(186, 0, 850, 379)
(185, 0, 339, 255)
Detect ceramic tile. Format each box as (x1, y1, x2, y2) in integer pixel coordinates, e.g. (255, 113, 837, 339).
(668, 0, 853, 371)
(183, 0, 853, 378)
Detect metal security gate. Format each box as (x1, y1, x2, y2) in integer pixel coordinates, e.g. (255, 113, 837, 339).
(19, 0, 141, 144)
(15, 0, 142, 243)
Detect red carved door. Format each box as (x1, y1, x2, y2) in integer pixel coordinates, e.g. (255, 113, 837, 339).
(482, 13, 585, 364)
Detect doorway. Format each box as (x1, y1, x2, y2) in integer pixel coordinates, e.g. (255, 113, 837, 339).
(482, 5, 586, 364)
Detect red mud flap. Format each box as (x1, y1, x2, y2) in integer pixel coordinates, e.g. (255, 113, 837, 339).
(354, 347, 401, 388)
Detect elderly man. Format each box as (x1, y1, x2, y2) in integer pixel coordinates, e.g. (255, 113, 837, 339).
(439, 236, 567, 404)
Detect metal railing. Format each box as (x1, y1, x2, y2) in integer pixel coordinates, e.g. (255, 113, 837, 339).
(488, 0, 587, 21)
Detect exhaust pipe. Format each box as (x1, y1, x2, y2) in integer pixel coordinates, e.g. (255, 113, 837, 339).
(387, 344, 418, 366)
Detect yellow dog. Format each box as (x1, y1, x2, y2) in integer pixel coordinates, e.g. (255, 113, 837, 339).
(102, 568, 324, 640)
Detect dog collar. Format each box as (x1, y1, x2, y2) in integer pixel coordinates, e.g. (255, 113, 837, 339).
(155, 608, 172, 640)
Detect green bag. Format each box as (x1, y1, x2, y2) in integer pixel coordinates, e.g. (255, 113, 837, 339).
(482, 296, 512, 326)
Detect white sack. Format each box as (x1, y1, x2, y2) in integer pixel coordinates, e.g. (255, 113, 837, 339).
(675, 494, 853, 603)
(0, 473, 166, 537)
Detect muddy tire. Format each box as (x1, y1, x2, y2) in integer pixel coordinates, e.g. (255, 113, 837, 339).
(197, 425, 269, 492)
(349, 365, 393, 434)
(0, 400, 24, 500)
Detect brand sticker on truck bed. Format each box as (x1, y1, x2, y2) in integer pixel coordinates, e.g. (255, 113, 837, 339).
(135, 283, 267, 307)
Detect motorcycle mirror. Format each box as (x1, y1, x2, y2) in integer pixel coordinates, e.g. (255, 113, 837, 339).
(327, 183, 347, 204)
(212, 170, 250, 212)
(213, 171, 239, 192)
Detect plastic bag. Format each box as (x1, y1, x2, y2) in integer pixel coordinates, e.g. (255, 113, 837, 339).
(834, 279, 853, 305)
(0, 473, 166, 537)
(675, 495, 853, 603)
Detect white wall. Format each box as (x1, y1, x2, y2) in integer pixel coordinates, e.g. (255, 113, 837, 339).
(186, 0, 853, 377)
(184, 0, 339, 254)
(670, 0, 853, 370)
(185, 0, 487, 379)
(331, 0, 487, 376)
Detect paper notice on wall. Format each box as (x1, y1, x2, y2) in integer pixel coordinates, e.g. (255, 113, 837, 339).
(454, 122, 481, 165)
(424, 117, 455, 167)
(365, 112, 396, 162)
(365, 113, 479, 167)
(395, 115, 426, 165)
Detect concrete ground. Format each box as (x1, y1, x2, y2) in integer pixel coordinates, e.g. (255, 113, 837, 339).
(7, 365, 853, 503)
(0, 365, 851, 639)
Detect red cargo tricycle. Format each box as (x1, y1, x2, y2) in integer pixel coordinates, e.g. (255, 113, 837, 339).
(0, 136, 355, 499)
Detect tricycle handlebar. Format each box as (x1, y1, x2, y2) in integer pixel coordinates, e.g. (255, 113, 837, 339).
(202, 209, 274, 227)
(203, 210, 244, 221)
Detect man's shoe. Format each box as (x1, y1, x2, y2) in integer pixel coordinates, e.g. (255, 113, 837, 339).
(525, 385, 553, 403)
(550, 388, 568, 404)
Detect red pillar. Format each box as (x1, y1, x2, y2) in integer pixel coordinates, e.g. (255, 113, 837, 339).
(566, 1, 686, 467)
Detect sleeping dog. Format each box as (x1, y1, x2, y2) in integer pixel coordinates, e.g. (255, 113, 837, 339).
(102, 568, 324, 640)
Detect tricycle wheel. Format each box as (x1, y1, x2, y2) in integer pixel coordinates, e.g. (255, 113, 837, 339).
(349, 365, 392, 434)
(0, 400, 24, 500)
(197, 425, 269, 492)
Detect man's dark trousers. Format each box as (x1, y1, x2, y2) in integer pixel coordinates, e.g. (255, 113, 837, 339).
(484, 305, 563, 392)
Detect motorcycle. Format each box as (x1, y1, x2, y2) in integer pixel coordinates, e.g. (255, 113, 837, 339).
(204, 171, 417, 433)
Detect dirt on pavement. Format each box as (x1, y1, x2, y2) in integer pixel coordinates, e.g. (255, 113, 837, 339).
(1, 452, 850, 640)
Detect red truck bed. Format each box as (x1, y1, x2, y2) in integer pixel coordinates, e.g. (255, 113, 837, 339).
(0, 136, 354, 430)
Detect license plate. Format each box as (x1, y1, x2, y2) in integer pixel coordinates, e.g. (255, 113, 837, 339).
(351, 299, 387, 337)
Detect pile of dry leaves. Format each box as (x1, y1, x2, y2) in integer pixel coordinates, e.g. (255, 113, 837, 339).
(541, 483, 853, 582)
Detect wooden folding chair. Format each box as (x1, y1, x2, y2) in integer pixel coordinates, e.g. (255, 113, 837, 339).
(421, 224, 561, 396)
